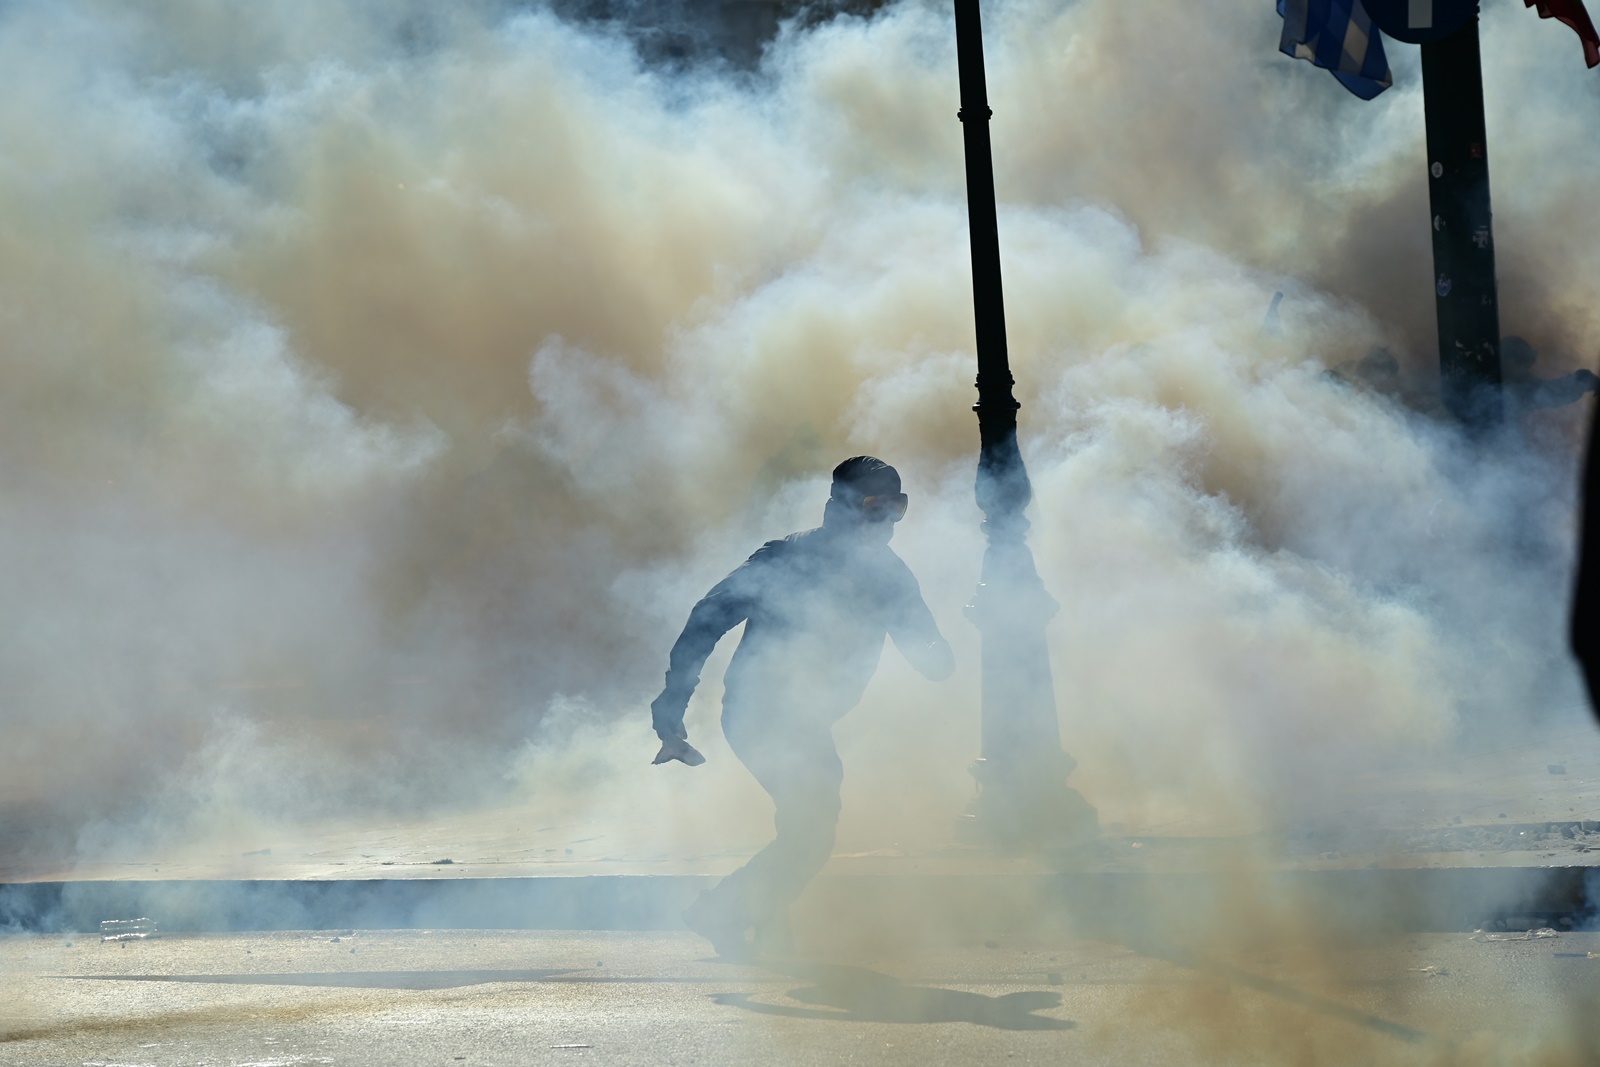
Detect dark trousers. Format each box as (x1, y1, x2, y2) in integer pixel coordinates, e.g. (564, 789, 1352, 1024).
(708, 708, 843, 928)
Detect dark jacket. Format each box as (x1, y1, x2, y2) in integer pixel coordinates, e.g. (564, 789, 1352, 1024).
(653, 526, 952, 737)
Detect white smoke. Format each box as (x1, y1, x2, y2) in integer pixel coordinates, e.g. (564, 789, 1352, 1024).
(0, 0, 1590, 899)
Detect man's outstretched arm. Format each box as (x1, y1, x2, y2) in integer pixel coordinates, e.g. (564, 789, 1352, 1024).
(1510, 369, 1599, 411)
(650, 550, 770, 759)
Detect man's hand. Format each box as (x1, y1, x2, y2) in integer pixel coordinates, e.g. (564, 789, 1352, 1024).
(649, 685, 703, 764)
(652, 737, 706, 766)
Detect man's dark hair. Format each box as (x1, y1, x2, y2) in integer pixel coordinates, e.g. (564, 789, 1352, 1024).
(830, 456, 900, 501)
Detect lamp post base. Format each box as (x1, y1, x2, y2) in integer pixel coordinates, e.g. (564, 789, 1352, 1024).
(957, 756, 1100, 850)
(959, 517, 1098, 851)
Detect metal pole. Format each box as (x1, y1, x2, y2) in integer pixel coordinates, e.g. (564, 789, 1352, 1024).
(1421, 15, 1503, 429)
(952, 0, 1096, 847)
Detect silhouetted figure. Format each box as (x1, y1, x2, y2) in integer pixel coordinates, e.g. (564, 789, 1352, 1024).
(650, 456, 954, 956)
(1574, 411, 1600, 718)
(1326, 339, 1599, 423)
(1324, 346, 1403, 399)
(1502, 335, 1599, 413)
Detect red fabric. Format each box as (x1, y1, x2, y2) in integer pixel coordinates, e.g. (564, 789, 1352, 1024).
(1526, 0, 1600, 68)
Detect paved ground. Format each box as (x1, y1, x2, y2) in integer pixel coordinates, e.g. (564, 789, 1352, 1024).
(5, 713, 1598, 1062)
(3, 928, 1599, 1066)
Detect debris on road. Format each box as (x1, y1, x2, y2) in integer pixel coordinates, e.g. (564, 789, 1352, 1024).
(100, 918, 158, 942)
(1471, 928, 1559, 942)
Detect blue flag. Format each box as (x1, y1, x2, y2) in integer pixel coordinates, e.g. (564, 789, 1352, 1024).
(1278, 0, 1394, 99)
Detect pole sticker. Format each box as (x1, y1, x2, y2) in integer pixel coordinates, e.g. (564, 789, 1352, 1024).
(1364, 0, 1478, 44)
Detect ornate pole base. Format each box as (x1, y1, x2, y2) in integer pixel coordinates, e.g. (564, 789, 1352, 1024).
(956, 515, 1098, 850)
(957, 756, 1098, 850)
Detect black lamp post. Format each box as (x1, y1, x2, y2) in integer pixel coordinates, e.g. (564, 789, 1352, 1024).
(1420, 17, 1504, 429)
(1358, 2, 1505, 428)
(952, 0, 1097, 847)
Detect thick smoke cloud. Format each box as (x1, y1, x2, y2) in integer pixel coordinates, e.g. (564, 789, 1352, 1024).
(0, 0, 1593, 885)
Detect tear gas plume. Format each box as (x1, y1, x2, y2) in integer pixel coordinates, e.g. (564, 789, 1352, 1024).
(2, 0, 1598, 1038)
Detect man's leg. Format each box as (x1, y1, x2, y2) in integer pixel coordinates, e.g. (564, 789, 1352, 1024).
(685, 714, 843, 955)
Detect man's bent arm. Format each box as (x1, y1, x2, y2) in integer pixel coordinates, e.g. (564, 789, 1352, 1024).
(887, 569, 954, 682)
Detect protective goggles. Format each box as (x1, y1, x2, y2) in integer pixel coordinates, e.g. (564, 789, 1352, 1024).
(858, 492, 909, 522)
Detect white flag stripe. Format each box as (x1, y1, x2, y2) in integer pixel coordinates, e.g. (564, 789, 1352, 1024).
(1277, 0, 1394, 99)
(1410, 0, 1433, 29)
(1343, 16, 1370, 73)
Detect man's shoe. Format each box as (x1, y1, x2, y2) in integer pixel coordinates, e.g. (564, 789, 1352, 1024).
(683, 893, 752, 959)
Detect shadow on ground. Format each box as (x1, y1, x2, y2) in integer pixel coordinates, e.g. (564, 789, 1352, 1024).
(713, 962, 1075, 1030)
